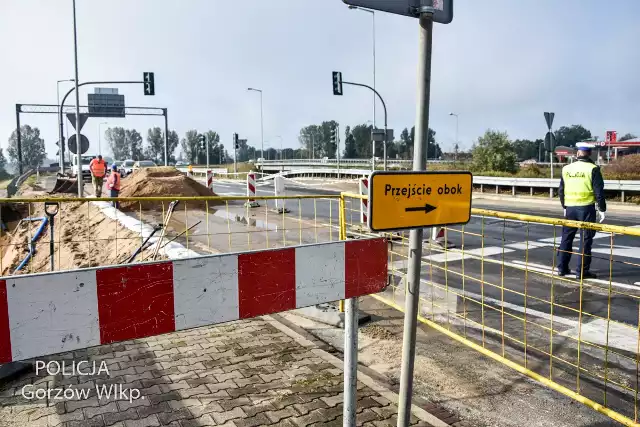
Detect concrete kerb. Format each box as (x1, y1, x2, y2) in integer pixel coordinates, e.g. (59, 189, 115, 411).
(265, 315, 450, 427)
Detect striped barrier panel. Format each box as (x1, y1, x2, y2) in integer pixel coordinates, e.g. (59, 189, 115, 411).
(359, 178, 369, 224)
(245, 173, 259, 208)
(206, 170, 213, 191)
(0, 238, 387, 363)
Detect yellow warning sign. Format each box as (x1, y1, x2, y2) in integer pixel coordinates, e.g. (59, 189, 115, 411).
(368, 171, 473, 232)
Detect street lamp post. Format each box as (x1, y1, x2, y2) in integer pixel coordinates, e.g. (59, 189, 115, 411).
(57, 79, 75, 172)
(98, 122, 107, 156)
(449, 112, 459, 161)
(72, 0, 82, 197)
(247, 88, 264, 160)
(348, 6, 376, 129)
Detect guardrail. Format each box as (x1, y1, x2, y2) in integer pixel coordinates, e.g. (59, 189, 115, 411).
(175, 166, 639, 202)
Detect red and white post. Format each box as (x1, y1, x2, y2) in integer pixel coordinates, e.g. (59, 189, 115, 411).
(206, 170, 213, 192)
(245, 172, 259, 208)
(359, 177, 369, 225)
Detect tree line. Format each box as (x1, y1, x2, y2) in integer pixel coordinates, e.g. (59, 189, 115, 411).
(295, 122, 443, 160)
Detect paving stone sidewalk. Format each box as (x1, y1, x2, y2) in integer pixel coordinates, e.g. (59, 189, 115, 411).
(0, 317, 433, 427)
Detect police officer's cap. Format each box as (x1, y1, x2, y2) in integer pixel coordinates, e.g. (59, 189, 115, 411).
(575, 142, 593, 152)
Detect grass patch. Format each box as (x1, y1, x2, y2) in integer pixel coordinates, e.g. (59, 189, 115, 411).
(0, 179, 12, 189)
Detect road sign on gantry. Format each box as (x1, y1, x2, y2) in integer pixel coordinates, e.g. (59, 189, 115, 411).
(343, 0, 453, 23)
(368, 171, 472, 232)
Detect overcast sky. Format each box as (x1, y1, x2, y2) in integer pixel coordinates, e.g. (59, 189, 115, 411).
(1, 0, 639, 160)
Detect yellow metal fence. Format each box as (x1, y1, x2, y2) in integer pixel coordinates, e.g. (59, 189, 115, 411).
(1, 193, 640, 425)
(342, 192, 640, 426)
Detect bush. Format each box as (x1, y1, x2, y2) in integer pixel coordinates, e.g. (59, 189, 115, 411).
(516, 164, 544, 178)
(602, 155, 640, 180)
(471, 130, 518, 174)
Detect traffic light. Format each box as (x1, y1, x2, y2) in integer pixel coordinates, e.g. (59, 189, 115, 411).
(332, 71, 343, 96)
(199, 134, 206, 150)
(331, 126, 339, 144)
(143, 72, 155, 96)
(233, 133, 239, 150)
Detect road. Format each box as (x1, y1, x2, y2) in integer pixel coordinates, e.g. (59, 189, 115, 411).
(212, 177, 640, 337)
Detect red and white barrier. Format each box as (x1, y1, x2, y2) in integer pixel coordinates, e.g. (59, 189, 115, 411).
(0, 238, 387, 363)
(246, 172, 259, 207)
(359, 178, 369, 224)
(206, 170, 213, 191)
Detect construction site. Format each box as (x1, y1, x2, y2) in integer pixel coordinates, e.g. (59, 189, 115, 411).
(1, 164, 639, 427)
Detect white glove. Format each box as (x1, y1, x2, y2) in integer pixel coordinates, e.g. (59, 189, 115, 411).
(597, 211, 605, 223)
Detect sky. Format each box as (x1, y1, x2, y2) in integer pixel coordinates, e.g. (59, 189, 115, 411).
(1, 0, 639, 161)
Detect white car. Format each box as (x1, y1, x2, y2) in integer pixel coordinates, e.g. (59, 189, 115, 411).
(132, 160, 157, 172)
(121, 160, 135, 176)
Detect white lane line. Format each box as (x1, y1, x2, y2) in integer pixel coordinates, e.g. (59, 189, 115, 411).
(423, 246, 515, 263)
(511, 260, 640, 291)
(592, 245, 640, 260)
(390, 271, 638, 354)
(504, 241, 553, 250)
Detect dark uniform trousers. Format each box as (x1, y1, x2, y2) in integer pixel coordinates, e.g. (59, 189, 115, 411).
(557, 204, 596, 274)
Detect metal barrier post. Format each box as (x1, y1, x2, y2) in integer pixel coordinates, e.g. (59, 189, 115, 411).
(339, 195, 347, 313)
(398, 12, 433, 427)
(343, 297, 358, 427)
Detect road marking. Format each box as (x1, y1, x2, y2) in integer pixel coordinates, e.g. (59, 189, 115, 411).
(504, 241, 553, 250)
(388, 271, 578, 328)
(592, 245, 640, 260)
(560, 318, 639, 353)
(511, 260, 640, 291)
(422, 246, 515, 263)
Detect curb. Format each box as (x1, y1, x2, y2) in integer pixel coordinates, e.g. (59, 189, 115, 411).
(473, 193, 639, 213)
(266, 313, 451, 427)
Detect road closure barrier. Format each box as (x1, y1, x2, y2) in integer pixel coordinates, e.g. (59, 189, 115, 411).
(245, 172, 259, 208)
(0, 237, 387, 363)
(3, 190, 640, 426)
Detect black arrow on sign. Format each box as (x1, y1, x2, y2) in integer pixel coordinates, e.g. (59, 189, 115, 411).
(405, 203, 437, 214)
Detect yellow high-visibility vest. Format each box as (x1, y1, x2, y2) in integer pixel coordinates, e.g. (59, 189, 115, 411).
(562, 161, 597, 206)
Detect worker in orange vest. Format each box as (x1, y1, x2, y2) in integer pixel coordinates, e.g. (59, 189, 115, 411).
(89, 155, 107, 197)
(188, 163, 193, 176)
(107, 164, 121, 208)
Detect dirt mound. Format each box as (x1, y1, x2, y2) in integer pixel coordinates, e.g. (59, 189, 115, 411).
(1, 195, 163, 275)
(118, 167, 221, 211)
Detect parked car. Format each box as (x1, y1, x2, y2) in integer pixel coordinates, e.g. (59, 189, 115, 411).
(121, 159, 135, 176)
(132, 160, 157, 172)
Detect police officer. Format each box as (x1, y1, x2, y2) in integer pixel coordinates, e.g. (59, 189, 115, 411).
(557, 142, 606, 279)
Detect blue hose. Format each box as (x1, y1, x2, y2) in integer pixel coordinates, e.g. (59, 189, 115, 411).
(14, 217, 48, 273)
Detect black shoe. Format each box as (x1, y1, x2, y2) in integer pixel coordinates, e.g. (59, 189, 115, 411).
(557, 268, 571, 277)
(576, 271, 597, 280)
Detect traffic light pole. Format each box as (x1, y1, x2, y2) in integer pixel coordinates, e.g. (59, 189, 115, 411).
(58, 80, 145, 176)
(397, 12, 433, 427)
(206, 135, 210, 172)
(163, 109, 169, 166)
(342, 81, 388, 171)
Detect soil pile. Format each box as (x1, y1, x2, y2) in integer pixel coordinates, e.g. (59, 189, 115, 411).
(118, 167, 221, 211)
(1, 197, 163, 275)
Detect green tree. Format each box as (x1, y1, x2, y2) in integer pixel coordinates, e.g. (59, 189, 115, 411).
(126, 129, 143, 160)
(554, 125, 592, 147)
(7, 125, 47, 168)
(145, 127, 165, 164)
(181, 130, 200, 163)
(472, 130, 518, 173)
(619, 133, 637, 142)
(343, 126, 357, 158)
(400, 126, 440, 159)
(105, 127, 128, 160)
(298, 125, 322, 158)
(199, 131, 221, 164)
(0, 148, 10, 179)
(512, 139, 543, 161)
(167, 130, 179, 163)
